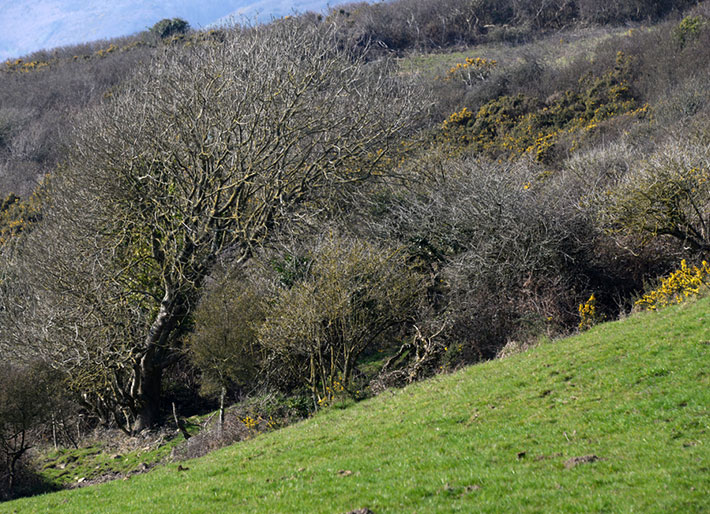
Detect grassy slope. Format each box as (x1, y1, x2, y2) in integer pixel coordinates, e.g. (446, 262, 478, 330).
(397, 26, 629, 77)
(5, 298, 710, 513)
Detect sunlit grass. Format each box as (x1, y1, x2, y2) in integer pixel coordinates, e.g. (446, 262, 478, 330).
(5, 297, 709, 513)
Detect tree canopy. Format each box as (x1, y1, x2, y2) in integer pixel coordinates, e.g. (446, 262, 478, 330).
(0, 18, 425, 433)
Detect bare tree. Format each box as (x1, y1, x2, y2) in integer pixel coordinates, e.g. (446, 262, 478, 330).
(0, 363, 57, 498)
(1, 18, 425, 433)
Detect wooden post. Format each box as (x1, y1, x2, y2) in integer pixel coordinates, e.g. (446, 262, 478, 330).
(172, 402, 191, 440)
(219, 386, 226, 437)
(51, 414, 57, 450)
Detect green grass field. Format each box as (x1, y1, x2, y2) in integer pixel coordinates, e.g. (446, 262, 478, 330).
(4, 297, 709, 513)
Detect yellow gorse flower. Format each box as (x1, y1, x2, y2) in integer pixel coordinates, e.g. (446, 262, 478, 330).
(242, 415, 259, 430)
(578, 293, 602, 330)
(635, 260, 710, 311)
(445, 57, 497, 87)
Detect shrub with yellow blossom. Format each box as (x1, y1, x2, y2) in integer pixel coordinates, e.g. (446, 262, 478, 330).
(445, 57, 497, 87)
(241, 415, 260, 431)
(0, 192, 42, 247)
(578, 293, 603, 330)
(439, 53, 649, 164)
(635, 260, 710, 311)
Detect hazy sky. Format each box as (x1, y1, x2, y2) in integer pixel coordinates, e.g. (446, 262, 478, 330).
(0, 0, 333, 61)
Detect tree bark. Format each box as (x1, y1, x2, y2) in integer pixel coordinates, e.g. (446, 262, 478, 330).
(133, 349, 164, 433)
(7, 431, 27, 497)
(132, 292, 183, 433)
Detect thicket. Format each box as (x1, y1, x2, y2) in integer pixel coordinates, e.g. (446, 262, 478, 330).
(1, 0, 710, 501)
(327, 0, 694, 54)
(0, 363, 71, 500)
(440, 52, 650, 163)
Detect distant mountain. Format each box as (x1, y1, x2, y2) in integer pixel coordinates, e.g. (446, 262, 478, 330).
(210, 0, 334, 27)
(0, 0, 333, 61)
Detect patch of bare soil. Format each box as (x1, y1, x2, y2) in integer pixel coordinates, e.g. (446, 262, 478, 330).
(564, 454, 601, 469)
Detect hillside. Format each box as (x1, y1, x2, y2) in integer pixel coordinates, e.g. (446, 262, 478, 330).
(2, 0, 710, 507)
(4, 297, 709, 512)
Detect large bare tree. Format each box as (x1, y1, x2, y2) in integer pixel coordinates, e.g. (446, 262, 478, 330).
(0, 18, 425, 433)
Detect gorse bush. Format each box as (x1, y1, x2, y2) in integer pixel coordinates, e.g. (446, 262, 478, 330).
(150, 18, 190, 40)
(578, 293, 604, 330)
(673, 14, 708, 48)
(635, 259, 710, 310)
(445, 57, 497, 88)
(0, 190, 42, 247)
(441, 52, 650, 164)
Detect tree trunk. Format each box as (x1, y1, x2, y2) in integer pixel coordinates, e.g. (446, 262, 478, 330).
(133, 351, 163, 433)
(132, 293, 181, 433)
(7, 431, 27, 497)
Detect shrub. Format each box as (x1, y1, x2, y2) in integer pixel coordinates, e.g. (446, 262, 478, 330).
(187, 269, 266, 400)
(150, 18, 190, 40)
(578, 293, 603, 330)
(258, 234, 426, 406)
(635, 259, 710, 310)
(0, 191, 42, 246)
(440, 53, 649, 164)
(445, 57, 497, 88)
(601, 132, 710, 254)
(673, 15, 708, 48)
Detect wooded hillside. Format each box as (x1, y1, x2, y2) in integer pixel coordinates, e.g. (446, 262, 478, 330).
(1, 0, 709, 501)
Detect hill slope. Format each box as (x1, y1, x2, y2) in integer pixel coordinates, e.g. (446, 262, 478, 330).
(5, 299, 710, 512)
